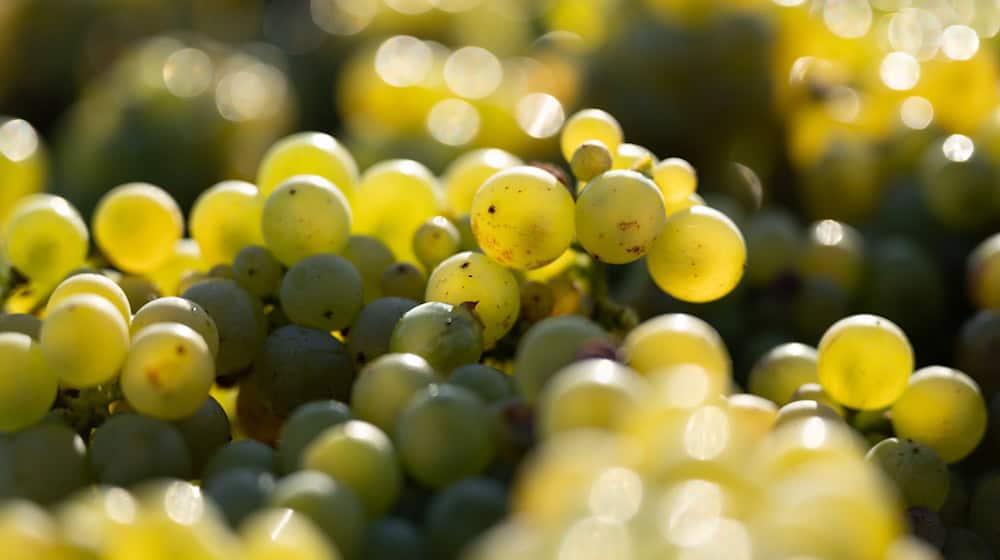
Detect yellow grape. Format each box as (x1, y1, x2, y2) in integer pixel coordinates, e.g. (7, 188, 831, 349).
(257, 131, 358, 202)
(131, 296, 220, 359)
(412, 216, 460, 271)
(426, 251, 520, 348)
(663, 192, 705, 216)
(0, 333, 57, 432)
(146, 239, 208, 296)
(891, 366, 987, 463)
(442, 148, 522, 215)
(189, 181, 264, 266)
(575, 170, 666, 264)
(92, 183, 183, 273)
(968, 232, 1000, 309)
(748, 343, 819, 406)
(3, 194, 88, 286)
(611, 143, 656, 171)
(39, 294, 129, 387)
(652, 157, 697, 204)
(798, 219, 865, 295)
(241, 508, 340, 560)
(121, 322, 215, 420)
(560, 108, 623, 162)
(646, 206, 746, 303)
(817, 314, 913, 411)
(539, 358, 646, 436)
(569, 141, 613, 183)
(0, 501, 65, 560)
(261, 175, 352, 266)
(791, 382, 846, 416)
(620, 313, 731, 386)
(47, 273, 132, 326)
(0, 118, 47, 223)
(470, 166, 575, 270)
(726, 393, 778, 442)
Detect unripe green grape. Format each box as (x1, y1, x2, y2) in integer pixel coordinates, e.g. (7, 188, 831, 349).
(277, 400, 352, 473)
(341, 236, 394, 304)
(519, 281, 555, 323)
(390, 302, 483, 374)
(347, 297, 419, 368)
(575, 170, 666, 264)
(172, 396, 231, 477)
(261, 175, 352, 266)
(182, 279, 267, 377)
(442, 148, 522, 215)
(351, 353, 437, 434)
(280, 254, 363, 332)
(570, 141, 612, 182)
(515, 315, 611, 402)
(426, 251, 519, 348)
(363, 517, 427, 560)
(798, 219, 865, 296)
(270, 471, 366, 559)
(203, 469, 275, 528)
(40, 294, 129, 388)
(204, 440, 278, 481)
(0, 333, 56, 431)
(744, 208, 801, 287)
(449, 364, 514, 404)
(0, 424, 90, 505)
(748, 343, 819, 406)
(189, 180, 264, 266)
(3, 194, 88, 286)
(968, 232, 1000, 309)
(92, 182, 183, 273)
(413, 216, 461, 271)
(539, 359, 646, 436)
(426, 477, 508, 560)
(920, 134, 998, 231)
(381, 262, 426, 301)
(0, 313, 41, 339)
(791, 382, 845, 416)
(652, 157, 697, 205)
(241, 507, 343, 560)
(131, 296, 220, 358)
(232, 245, 284, 299)
(257, 131, 359, 201)
(560, 108, 623, 162)
(47, 272, 132, 326)
(866, 437, 949, 511)
(89, 413, 192, 486)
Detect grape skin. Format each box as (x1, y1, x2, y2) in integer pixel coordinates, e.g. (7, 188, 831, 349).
(351, 353, 437, 434)
(560, 108, 623, 162)
(189, 180, 265, 266)
(47, 272, 132, 326)
(575, 170, 666, 264)
(277, 400, 352, 474)
(280, 254, 363, 332)
(270, 471, 366, 560)
(92, 182, 183, 273)
(426, 251, 520, 348)
(40, 293, 130, 388)
(256, 131, 359, 202)
(0, 332, 57, 431)
(131, 296, 220, 358)
(3, 194, 88, 286)
(261, 175, 352, 267)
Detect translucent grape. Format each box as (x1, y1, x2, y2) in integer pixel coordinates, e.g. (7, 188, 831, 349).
(363, 517, 428, 560)
(0, 313, 41, 339)
(791, 382, 845, 416)
(261, 175, 352, 266)
(351, 353, 437, 434)
(147, 238, 209, 296)
(131, 296, 220, 358)
(726, 393, 778, 441)
(817, 314, 913, 410)
(277, 400, 352, 473)
(380, 262, 426, 301)
(172, 396, 231, 477)
(514, 315, 610, 402)
(389, 302, 483, 374)
(189, 180, 265, 265)
(539, 359, 646, 436)
(612, 142, 656, 172)
(257, 131, 359, 201)
(3, 194, 88, 286)
(89, 413, 192, 486)
(347, 297, 419, 368)
(426, 478, 508, 560)
(203, 440, 278, 481)
(182, 279, 267, 377)
(121, 322, 215, 420)
(279, 254, 362, 332)
(241, 508, 342, 560)
(40, 293, 129, 387)
(92, 183, 183, 273)
(341, 236, 394, 304)
(560, 108, 623, 162)
(663, 192, 705, 216)
(646, 206, 746, 303)
(968, 232, 1000, 309)
(413, 216, 460, 270)
(798, 219, 865, 295)
(0, 118, 47, 223)
(0, 332, 57, 431)
(866, 437, 949, 511)
(0, 423, 90, 505)
(570, 141, 613, 182)
(744, 208, 801, 287)
(270, 471, 366, 560)
(426, 251, 519, 348)
(652, 157, 697, 205)
(203, 469, 275, 528)
(621, 313, 731, 388)
(448, 364, 513, 404)
(442, 148, 522, 215)
(748, 342, 819, 406)
(232, 245, 284, 299)
(575, 170, 666, 264)
(48, 272, 131, 326)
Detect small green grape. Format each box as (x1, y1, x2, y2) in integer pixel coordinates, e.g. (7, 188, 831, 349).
(390, 302, 483, 374)
(232, 245, 284, 299)
(131, 296, 220, 358)
(46, 272, 132, 327)
(277, 400, 352, 473)
(448, 364, 514, 404)
(413, 216, 461, 271)
(570, 141, 612, 182)
(351, 353, 437, 434)
(0, 333, 57, 432)
(270, 471, 367, 559)
(381, 262, 426, 301)
(652, 157, 697, 205)
(3, 194, 88, 286)
(866, 437, 950, 511)
(347, 297, 419, 368)
(560, 108, 623, 162)
(261, 175, 352, 266)
(818, 314, 913, 411)
(280, 254, 363, 332)
(539, 359, 646, 436)
(341, 236, 394, 304)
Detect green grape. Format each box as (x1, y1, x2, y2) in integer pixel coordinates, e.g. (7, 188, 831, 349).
(257, 131, 359, 202)
(425, 251, 519, 348)
(362, 517, 427, 560)
(442, 148, 522, 215)
(790, 382, 845, 416)
(251, 325, 356, 417)
(944, 528, 993, 560)
(146, 238, 209, 296)
(866, 437, 950, 511)
(448, 364, 513, 404)
(470, 166, 575, 270)
(241, 507, 342, 560)
(261, 175, 352, 266)
(514, 315, 610, 403)
(621, 313, 731, 389)
(352, 159, 443, 266)
(612, 142, 656, 172)
(47, 272, 132, 326)
(817, 314, 913, 410)
(968, 232, 1000, 310)
(891, 366, 987, 463)
(0, 332, 56, 431)
(350, 353, 436, 434)
(40, 294, 129, 388)
(116, 276, 161, 313)
(280, 254, 363, 332)
(389, 302, 483, 374)
(302, 420, 403, 517)
(277, 400, 352, 473)
(969, 473, 1000, 556)
(270, 471, 366, 560)
(744, 208, 801, 287)
(89, 413, 192, 486)
(189, 180, 265, 265)
(646, 206, 746, 303)
(347, 297, 419, 368)
(182, 279, 268, 377)
(570, 141, 613, 183)
(3, 194, 87, 286)
(395, 385, 494, 488)
(121, 322, 215, 420)
(920, 134, 998, 231)
(0, 313, 41, 339)
(341, 236, 394, 304)
(426, 477, 508, 560)
(203, 469, 275, 528)
(92, 183, 183, 273)
(652, 157, 697, 206)
(748, 342, 819, 406)
(413, 216, 461, 270)
(957, 310, 1000, 397)
(575, 170, 666, 264)
(560, 108, 623, 162)
(172, 396, 231, 477)
(519, 281, 555, 323)
(203, 440, 277, 481)
(539, 359, 645, 436)
(232, 245, 284, 299)
(797, 219, 865, 295)
(0, 118, 47, 223)
(0, 423, 90, 505)
(381, 262, 426, 301)
(663, 191, 705, 216)
(131, 296, 220, 358)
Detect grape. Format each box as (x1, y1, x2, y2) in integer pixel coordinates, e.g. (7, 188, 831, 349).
(612, 142, 656, 172)
(0, 313, 41, 339)
(866, 437, 949, 511)
(817, 314, 913, 410)
(744, 208, 801, 287)
(413, 216, 460, 270)
(172, 396, 231, 477)
(236, 376, 284, 444)
(944, 528, 994, 560)
(426, 477, 508, 560)
(790, 382, 845, 416)
(92, 182, 183, 273)
(352, 159, 443, 266)
(257, 131, 359, 202)
(560, 108, 623, 162)
(147, 238, 209, 296)
(40, 294, 129, 388)
(203, 440, 277, 481)
(280, 254, 363, 332)
(575, 170, 666, 264)
(448, 364, 513, 404)
(518, 281, 555, 323)
(270, 471, 366, 560)
(395, 385, 495, 488)
(540, 359, 645, 436)
(347, 297, 419, 368)
(570, 141, 613, 183)
(0, 332, 56, 431)
(250, 325, 356, 417)
(425, 251, 519, 348)
(797, 219, 865, 296)
(341, 236, 394, 304)
(131, 296, 221, 358)
(891, 366, 987, 463)
(442, 148, 522, 215)
(470, 166, 575, 270)
(0, 423, 90, 505)
(969, 473, 1000, 556)
(663, 191, 705, 216)
(646, 206, 746, 303)
(747, 342, 819, 406)
(957, 310, 1000, 397)
(621, 313, 731, 388)
(362, 517, 427, 560)
(182, 279, 268, 377)
(203, 469, 275, 528)
(189, 180, 265, 265)
(389, 302, 483, 374)
(3, 194, 87, 286)
(0, 118, 46, 222)
(277, 400, 352, 474)
(652, 157, 697, 205)
(351, 353, 437, 434)
(261, 175, 352, 266)
(726, 393, 778, 441)
(302, 420, 402, 517)
(920, 135, 998, 230)
(232, 245, 284, 299)
(241, 507, 342, 560)
(381, 262, 426, 301)
(88, 414, 192, 486)
(968, 232, 1000, 310)
(514, 315, 610, 402)
(47, 272, 132, 326)
(120, 322, 214, 420)
(117, 276, 162, 311)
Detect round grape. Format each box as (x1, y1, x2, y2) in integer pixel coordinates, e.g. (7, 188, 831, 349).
(277, 400, 352, 474)
(560, 108, 623, 162)
(40, 294, 129, 388)
(189, 180, 264, 265)
(351, 353, 437, 434)
(341, 236, 394, 304)
(347, 297, 419, 368)
(280, 254, 362, 332)
(92, 182, 183, 273)
(389, 302, 483, 374)
(0, 332, 56, 431)
(426, 251, 519, 348)
(575, 170, 666, 264)
(261, 175, 352, 266)
(47, 272, 132, 326)
(442, 148, 522, 215)
(121, 322, 215, 420)
(3, 194, 88, 286)
(257, 131, 359, 201)
(131, 296, 220, 358)
(232, 245, 284, 299)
